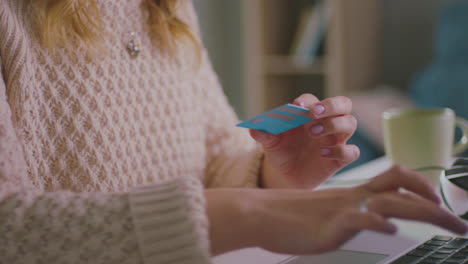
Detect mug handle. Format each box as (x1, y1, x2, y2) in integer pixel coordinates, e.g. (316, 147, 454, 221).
(453, 117, 468, 155)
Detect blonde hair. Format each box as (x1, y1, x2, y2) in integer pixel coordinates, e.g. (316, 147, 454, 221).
(35, 0, 200, 58)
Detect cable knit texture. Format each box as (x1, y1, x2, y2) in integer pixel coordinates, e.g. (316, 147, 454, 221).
(0, 0, 263, 263)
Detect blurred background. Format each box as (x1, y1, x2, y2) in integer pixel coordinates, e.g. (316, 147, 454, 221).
(194, 0, 468, 170)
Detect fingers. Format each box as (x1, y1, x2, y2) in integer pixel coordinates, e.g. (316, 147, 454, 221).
(293, 95, 352, 119)
(364, 165, 440, 204)
(320, 144, 360, 164)
(366, 192, 468, 235)
(294, 95, 356, 144)
(310, 96, 352, 119)
(355, 165, 467, 235)
(307, 115, 357, 139)
(293, 94, 320, 109)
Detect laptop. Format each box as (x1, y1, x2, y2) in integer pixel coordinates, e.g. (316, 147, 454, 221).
(213, 231, 468, 264)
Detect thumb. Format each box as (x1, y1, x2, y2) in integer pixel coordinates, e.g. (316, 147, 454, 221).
(249, 129, 280, 149)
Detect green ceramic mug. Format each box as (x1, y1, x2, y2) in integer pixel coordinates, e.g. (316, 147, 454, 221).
(382, 108, 468, 183)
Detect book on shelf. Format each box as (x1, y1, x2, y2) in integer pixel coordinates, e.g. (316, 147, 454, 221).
(290, 0, 331, 68)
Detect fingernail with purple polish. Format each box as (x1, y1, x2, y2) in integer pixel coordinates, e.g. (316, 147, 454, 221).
(320, 148, 331, 156)
(314, 104, 325, 115)
(310, 124, 324, 135)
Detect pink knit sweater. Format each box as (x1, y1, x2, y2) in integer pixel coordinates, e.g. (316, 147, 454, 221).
(0, 0, 262, 263)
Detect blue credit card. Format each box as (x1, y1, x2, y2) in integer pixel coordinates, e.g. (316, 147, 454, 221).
(236, 104, 313, 135)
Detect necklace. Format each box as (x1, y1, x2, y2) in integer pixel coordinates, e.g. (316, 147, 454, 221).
(126, 31, 141, 58)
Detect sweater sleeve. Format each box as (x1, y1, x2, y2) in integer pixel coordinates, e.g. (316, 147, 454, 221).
(196, 50, 264, 188)
(0, 64, 211, 263)
(181, 2, 263, 188)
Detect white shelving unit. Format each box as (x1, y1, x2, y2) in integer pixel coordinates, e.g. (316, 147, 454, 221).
(241, 0, 380, 117)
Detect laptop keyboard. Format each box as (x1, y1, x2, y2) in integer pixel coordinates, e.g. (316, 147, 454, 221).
(391, 236, 468, 263)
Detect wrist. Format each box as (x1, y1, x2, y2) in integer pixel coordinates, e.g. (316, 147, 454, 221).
(261, 156, 297, 189)
(205, 189, 260, 255)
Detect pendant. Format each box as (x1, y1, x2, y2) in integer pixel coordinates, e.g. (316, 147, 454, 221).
(126, 32, 141, 58)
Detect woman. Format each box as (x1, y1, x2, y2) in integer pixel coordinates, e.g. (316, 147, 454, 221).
(0, 0, 465, 263)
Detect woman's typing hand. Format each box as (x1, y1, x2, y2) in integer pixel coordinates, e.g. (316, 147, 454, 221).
(206, 165, 467, 255)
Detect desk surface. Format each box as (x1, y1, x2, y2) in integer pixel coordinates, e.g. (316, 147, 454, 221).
(213, 157, 466, 264)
